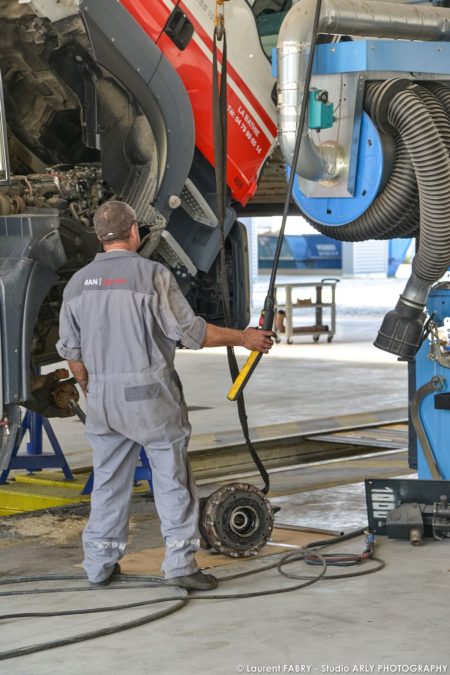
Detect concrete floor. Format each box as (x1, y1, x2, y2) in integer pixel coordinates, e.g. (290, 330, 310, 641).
(1, 470, 449, 673)
(2, 274, 447, 673)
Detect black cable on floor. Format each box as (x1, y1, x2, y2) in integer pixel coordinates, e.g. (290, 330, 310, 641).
(0, 589, 188, 661)
(0, 530, 384, 661)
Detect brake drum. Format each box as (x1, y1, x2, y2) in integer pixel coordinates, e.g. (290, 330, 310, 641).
(200, 482, 274, 558)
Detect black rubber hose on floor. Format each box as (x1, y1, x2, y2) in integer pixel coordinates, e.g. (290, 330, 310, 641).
(0, 529, 385, 661)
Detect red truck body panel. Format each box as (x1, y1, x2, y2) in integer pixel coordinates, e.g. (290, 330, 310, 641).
(120, 0, 277, 206)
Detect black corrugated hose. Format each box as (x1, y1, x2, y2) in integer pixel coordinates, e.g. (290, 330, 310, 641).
(425, 81, 450, 119)
(371, 80, 450, 358)
(386, 85, 450, 283)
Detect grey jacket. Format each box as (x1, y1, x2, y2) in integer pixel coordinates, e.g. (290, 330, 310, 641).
(56, 250, 206, 376)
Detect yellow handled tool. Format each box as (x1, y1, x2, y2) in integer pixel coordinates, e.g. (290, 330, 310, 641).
(227, 350, 263, 401)
(227, 305, 274, 401)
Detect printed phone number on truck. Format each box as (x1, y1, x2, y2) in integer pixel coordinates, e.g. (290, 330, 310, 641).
(227, 104, 263, 154)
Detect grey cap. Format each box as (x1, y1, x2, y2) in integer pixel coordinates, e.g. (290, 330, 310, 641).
(93, 200, 137, 242)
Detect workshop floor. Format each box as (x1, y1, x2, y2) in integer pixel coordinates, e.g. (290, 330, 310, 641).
(0, 466, 448, 673)
(2, 273, 447, 672)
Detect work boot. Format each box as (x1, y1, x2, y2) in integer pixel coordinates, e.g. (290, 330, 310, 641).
(89, 562, 121, 587)
(165, 570, 218, 591)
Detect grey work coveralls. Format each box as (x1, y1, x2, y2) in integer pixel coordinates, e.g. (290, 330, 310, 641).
(56, 250, 206, 582)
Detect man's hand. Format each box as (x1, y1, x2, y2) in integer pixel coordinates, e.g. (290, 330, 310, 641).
(241, 328, 275, 354)
(67, 359, 89, 396)
(202, 323, 275, 353)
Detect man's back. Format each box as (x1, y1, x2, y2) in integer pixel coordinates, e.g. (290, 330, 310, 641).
(58, 250, 206, 377)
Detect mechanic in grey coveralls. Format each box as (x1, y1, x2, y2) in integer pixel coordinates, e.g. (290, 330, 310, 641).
(56, 200, 274, 590)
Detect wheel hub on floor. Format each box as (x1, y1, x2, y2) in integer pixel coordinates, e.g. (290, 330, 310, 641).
(200, 482, 274, 557)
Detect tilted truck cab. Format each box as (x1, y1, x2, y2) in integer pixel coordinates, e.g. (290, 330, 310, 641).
(0, 0, 280, 464)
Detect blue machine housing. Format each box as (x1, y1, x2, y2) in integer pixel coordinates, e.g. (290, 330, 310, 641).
(415, 285, 450, 480)
(313, 40, 450, 78)
(290, 112, 384, 225)
(290, 39, 450, 228)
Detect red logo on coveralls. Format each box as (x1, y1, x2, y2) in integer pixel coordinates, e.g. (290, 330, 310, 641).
(102, 278, 128, 286)
(84, 277, 128, 286)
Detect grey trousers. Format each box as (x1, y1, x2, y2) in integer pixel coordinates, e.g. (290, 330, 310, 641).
(82, 372, 200, 583)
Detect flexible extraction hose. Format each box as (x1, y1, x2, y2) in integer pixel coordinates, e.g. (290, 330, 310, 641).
(415, 85, 450, 157)
(386, 86, 450, 283)
(425, 82, 450, 119)
(387, 82, 450, 240)
(387, 84, 450, 241)
(373, 81, 450, 358)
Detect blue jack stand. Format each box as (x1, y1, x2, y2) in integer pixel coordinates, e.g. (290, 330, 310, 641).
(0, 410, 74, 483)
(82, 447, 153, 495)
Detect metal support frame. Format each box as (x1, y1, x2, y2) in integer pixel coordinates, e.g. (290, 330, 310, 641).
(81, 447, 153, 495)
(0, 410, 74, 483)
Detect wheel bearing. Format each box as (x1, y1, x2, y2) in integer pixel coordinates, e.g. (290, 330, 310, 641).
(200, 482, 274, 558)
